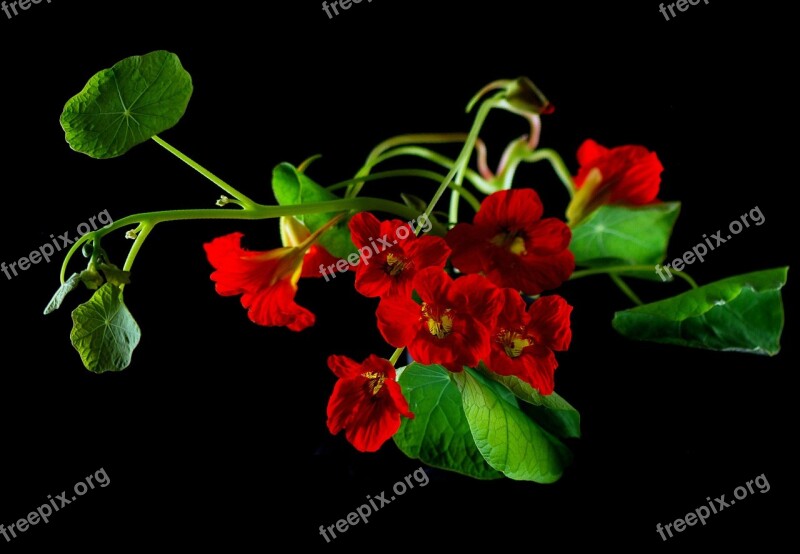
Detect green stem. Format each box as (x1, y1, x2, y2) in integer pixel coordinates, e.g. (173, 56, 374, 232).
(525, 148, 575, 198)
(389, 347, 405, 366)
(421, 98, 499, 222)
(569, 264, 656, 280)
(152, 136, 258, 208)
(368, 147, 494, 195)
(122, 223, 155, 273)
(569, 264, 699, 288)
(610, 274, 643, 306)
(59, 197, 441, 281)
(327, 169, 482, 212)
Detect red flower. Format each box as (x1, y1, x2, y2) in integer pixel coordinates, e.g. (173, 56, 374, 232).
(348, 212, 450, 300)
(446, 189, 574, 296)
(487, 289, 572, 395)
(204, 218, 338, 331)
(376, 268, 502, 372)
(326, 354, 414, 452)
(566, 139, 664, 225)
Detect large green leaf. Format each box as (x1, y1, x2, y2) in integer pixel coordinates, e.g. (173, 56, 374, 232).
(455, 369, 572, 483)
(570, 202, 681, 279)
(272, 163, 355, 259)
(393, 363, 502, 480)
(61, 50, 193, 159)
(70, 284, 141, 373)
(484, 370, 581, 439)
(613, 267, 788, 355)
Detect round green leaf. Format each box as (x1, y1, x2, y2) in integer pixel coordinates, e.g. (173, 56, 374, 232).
(61, 50, 193, 159)
(70, 284, 141, 373)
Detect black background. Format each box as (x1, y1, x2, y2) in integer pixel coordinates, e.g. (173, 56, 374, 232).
(0, 0, 794, 549)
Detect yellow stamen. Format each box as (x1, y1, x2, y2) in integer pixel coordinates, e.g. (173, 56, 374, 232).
(362, 371, 386, 396)
(497, 329, 533, 358)
(422, 303, 454, 339)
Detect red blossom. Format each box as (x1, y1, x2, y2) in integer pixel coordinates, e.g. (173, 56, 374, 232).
(204, 228, 335, 331)
(446, 188, 574, 295)
(376, 268, 503, 372)
(326, 354, 414, 452)
(486, 289, 572, 395)
(348, 212, 450, 300)
(566, 139, 664, 224)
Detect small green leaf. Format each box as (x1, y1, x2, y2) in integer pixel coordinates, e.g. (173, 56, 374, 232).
(456, 368, 572, 483)
(484, 370, 581, 439)
(61, 50, 193, 159)
(393, 363, 502, 480)
(570, 202, 681, 279)
(613, 267, 788, 355)
(44, 273, 83, 315)
(272, 163, 355, 259)
(70, 284, 141, 373)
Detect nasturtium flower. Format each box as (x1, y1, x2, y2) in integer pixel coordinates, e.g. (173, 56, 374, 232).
(326, 354, 414, 453)
(487, 289, 572, 395)
(377, 268, 503, 372)
(566, 139, 664, 225)
(446, 188, 574, 296)
(348, 212, 450, 300)
(203, 218, 338, 331)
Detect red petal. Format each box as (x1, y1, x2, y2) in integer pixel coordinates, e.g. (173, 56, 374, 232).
(527, 295, 573, 351)
(412, 267, 451, 305)
(376, 296, 421, 348)
(406, 236, 451, 273)
(450, 274, 503, 325)
(354, 257, 395, 298)
(575, 139, 609, 171)
(446, 223, 490, 275)
(474, 188, 544, 230)
(300, 245, 341, 279)
(327, 354, 365, 379)
(487, 344, 557, 395)
(526, 218, 573, 256)
(326, 378, 366, 435)
(385, 380, 414, 419)
(240, 279, 315, 331)
(348, 212, 382, 248)
(344, 394, 403, 452)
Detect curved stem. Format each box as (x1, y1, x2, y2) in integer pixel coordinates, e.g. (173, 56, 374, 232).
(610, 274, 643, 306)
(59, 197, 445, 281)
(59, 233, 93, 283)
(421, 98, 499, 222)
(326, 169, 481, 212)
(152, 136, 258, 209)
(525, 148, 575, 198)
(122, 223, 155, 273)
(367, 147, 494, 195)
(570, 264, 699, 289)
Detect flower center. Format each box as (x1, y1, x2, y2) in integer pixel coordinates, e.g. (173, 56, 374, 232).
(362, 371, 386, 396)
(421, 303, 454, 339)
(384, 252, 408, 276)
(490, 231, 527, 255)
(497, 328, 533, 358)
